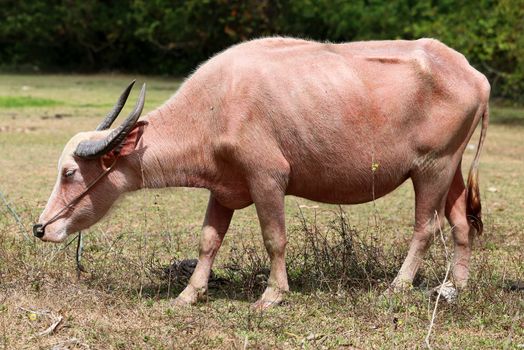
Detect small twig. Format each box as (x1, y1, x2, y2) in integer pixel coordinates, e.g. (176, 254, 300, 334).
(51, 338, 90, 350)
(434, 212, 450, 260)
(425, 261, 451, 349)
(0, 189, 31, 241)
(38, 316, 63, 337)
(243, 335, 249, 350)
(18, 307, 63, 337)
(425, 212, 452, 349)
(503, 309, 520, 350)
(370, 152, 379, 227)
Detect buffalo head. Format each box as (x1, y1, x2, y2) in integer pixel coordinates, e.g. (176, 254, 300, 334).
(34, 81, 147, 242)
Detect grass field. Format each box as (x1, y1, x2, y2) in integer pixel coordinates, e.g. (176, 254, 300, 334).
(0, 74, 522, 349)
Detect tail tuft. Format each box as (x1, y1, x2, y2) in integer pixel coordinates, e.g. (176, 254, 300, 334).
(466, 166, 483, 235)
(466, 106, 489, 235)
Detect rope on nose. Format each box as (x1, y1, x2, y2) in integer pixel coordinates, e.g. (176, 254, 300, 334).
(37, 158, 118, 232)
(33, 224, 45, 238)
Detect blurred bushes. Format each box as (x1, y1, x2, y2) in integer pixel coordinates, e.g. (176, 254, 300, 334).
(0, 0, 522, 101)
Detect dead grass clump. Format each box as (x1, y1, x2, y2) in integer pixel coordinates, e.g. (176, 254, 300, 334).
(216, 207, 403, 301)
(287, 207, 402, 293)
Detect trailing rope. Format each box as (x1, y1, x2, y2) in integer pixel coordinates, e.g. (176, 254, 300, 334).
(76, 232, 86, 276)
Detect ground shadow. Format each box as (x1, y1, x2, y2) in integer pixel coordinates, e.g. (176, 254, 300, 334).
(139, 253, 402, 303)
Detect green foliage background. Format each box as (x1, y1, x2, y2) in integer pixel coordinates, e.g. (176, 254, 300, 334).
(1, 0, 522, 101)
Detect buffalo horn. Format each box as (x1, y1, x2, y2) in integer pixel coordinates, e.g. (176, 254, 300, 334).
(74, 83, 146, 159)
(96, 80, 136, 131)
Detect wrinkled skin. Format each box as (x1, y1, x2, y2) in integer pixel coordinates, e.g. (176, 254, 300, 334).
(37, 37, 490, 309)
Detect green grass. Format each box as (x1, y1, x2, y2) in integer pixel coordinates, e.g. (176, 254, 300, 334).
(0, 96, 61, 108)
(490, 106, 524, 126)
(0, 74, 522, 349)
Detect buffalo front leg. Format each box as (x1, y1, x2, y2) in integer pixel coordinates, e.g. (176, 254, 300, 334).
(251, 180, 289, 310)
(173, 195, 233, 306)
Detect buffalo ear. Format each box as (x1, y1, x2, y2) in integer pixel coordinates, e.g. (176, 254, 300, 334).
(100, 120, 148, 167)
(114, 120, 148, 156)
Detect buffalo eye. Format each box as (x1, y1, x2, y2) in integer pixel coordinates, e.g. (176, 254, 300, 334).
(64, 169, 76, 178)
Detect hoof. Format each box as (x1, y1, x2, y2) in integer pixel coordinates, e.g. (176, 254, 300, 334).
(169, 284, 205, 308)
(430, 281, 458, 303)
(169, 296, 194, 308)
(251, 298, 281, 311)
(251, 286, 286, 311)
(387, 278, 413, 295)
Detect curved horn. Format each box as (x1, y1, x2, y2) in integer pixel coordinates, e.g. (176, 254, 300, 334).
(96, 80, 136, 131)
(74, 83, 146, 159)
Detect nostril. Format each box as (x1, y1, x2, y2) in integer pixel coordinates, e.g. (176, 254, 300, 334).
(33, 224, 45, 238)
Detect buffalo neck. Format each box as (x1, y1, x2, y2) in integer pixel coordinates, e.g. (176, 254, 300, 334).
(132, 96, 217, 190)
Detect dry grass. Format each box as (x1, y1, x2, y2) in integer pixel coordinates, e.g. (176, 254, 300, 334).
(0, 74, 523, 349)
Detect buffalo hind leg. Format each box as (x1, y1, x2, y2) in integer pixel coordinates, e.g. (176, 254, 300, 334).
(445, 165, 474, 289)
(392, 168, 452, 290)
(250, 178, 289, 310)
(173, 195, 234, 306)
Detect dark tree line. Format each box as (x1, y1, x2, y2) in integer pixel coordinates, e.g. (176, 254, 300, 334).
(1, 0, 522, 101)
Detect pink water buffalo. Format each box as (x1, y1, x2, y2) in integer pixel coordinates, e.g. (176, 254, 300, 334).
(35, 37, 489, 309)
